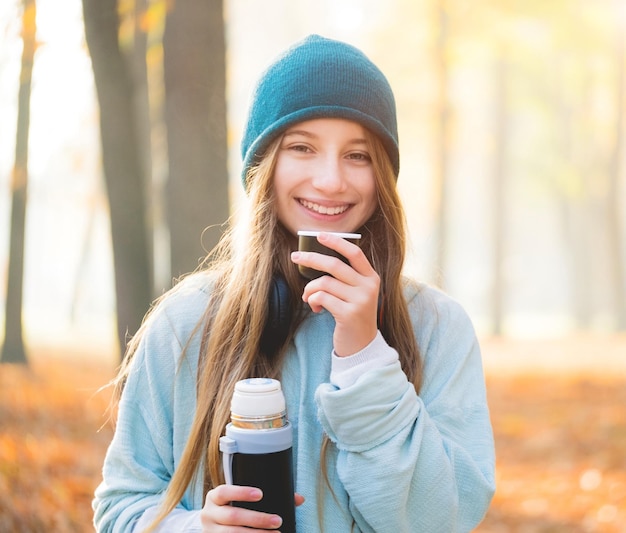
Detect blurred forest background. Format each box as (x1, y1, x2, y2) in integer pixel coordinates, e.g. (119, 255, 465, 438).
(0, 0, 625, 531)
(1, 0, 625, 359)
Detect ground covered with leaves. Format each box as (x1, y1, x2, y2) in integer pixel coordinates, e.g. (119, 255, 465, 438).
(0, 335, 624, 532)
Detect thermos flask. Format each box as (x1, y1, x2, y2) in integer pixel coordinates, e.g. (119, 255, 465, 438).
(219, 378, 296, 532)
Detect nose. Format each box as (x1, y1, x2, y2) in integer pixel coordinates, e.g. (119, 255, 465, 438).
(310, 155, 347, 194)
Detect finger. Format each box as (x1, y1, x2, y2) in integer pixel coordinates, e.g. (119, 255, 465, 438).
(203, 487, 283, 530)
(291, 250, 354, 283)
(303, 272, 377, 302)
(295, 493, 306, 507)
(207, 506, 283, 531)
(317, 232, 376, 276)
(207, 485, 262, 506)
(301, 273, 379, 321)
(306, 287, 372, 323)
(291, 234, 374, 282)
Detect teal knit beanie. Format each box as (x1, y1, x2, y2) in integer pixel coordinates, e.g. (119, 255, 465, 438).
(241, 34, 399, 186)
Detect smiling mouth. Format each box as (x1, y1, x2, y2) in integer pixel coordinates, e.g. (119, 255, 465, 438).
(299, 199, 350, 215)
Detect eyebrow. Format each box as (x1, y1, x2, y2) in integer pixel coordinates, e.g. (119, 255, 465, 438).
(283, 129, 369, 146)
(283, 129, 316, 139)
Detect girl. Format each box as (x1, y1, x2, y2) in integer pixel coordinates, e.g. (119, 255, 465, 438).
(93, 34, 495, 532)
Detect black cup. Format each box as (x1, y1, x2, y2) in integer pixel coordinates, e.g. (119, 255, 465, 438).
(297, 230, 361, 280)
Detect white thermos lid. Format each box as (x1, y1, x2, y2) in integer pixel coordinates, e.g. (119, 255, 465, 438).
(230, 378, 286, 418)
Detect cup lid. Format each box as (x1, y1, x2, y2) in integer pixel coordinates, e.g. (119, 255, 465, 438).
(297, 230, 361, 239)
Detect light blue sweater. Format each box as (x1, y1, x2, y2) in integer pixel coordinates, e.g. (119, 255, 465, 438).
(93, 273, 495, 532)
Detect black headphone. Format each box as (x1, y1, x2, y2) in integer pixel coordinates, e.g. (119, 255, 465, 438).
(260, 275, 292, 357)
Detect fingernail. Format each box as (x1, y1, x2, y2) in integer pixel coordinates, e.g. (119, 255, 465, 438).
(270, 515, 283, 527)
(250, 488, 262, 499)
(291, 251, 301, 261)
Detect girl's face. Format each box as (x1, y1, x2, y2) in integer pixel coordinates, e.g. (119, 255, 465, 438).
(273, 118, 378, 236)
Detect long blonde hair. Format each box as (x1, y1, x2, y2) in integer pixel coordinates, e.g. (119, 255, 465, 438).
(129, 128, 422, 531)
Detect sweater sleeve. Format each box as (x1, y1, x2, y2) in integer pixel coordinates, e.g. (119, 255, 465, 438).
(93, 276, 208, 533)
(315, 286, 495, 532)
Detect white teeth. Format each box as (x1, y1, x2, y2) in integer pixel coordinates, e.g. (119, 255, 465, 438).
(300, 200, 348, 215)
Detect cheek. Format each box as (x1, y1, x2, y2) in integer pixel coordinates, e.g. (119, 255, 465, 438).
(273, 156, 299, 195)
(361, 175, 378, 216)
(272, 161, 288, 197)
(272, 161, 296, 226)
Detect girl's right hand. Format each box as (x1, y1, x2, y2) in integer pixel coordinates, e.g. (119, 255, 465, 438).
(200, 484, 304, 532)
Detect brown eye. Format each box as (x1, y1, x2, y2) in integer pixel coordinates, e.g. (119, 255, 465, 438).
(290, 144, 312, 153)
(347, 152, 372, 162)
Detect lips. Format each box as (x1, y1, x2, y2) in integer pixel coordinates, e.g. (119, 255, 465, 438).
(298, 199, 350, 215)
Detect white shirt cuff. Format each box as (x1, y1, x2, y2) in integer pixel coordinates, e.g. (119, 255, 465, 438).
(330, 331, 399, 389)
(133, 506, 202, 532)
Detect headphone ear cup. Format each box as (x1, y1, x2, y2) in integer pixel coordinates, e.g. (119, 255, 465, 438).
(260, 275, 291, 357)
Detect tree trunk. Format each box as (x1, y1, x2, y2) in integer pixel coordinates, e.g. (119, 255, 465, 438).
(491, 51, 510, 337)
(82, 0, 152, 358)
(561, 67, 594, 328)
(607, 1, 626, 330)
(1, 0, 36, 365)
(163, 0, 229, 280)
(432, 0, 449, 289)
(127, 0, 155, 295)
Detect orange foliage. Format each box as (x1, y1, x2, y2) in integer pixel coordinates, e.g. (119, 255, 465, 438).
(478, 375, 626, 532)
(0, 338, 624, 531)
(0, 348, 114, 532)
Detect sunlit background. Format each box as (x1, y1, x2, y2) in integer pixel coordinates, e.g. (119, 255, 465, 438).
(1, 0, 625, 351)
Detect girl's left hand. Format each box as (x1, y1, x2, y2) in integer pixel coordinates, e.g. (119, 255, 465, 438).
(291, 232, 379, 357)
